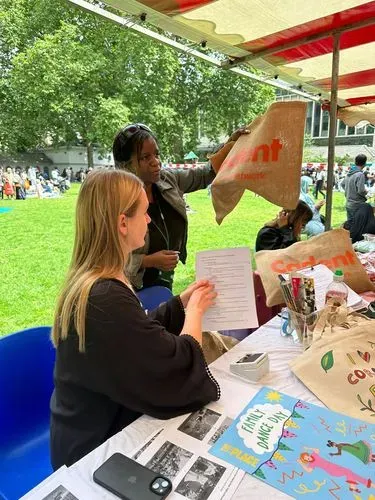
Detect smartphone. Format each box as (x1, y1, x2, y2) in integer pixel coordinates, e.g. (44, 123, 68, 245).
(93, 453, 172, 500)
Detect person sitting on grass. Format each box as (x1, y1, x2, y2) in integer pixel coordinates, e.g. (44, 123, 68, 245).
(50, 169, 219, 470)
(255, 200, 313, 252)
(300, 174, 325, 237)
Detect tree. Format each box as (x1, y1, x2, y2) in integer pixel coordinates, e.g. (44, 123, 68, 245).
(335, 153, 351, 166)
(2, 23, 131, 167)
(0, 0, 275, 164)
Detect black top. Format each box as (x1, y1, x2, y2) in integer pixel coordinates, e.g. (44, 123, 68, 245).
(143, 185, 185, 288)
(349, 203, 375, 243)
(50, 279, 219, 470)
(255, 226, 296, 252)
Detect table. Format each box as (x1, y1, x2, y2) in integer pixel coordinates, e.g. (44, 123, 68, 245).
(64, 316, 323, 500)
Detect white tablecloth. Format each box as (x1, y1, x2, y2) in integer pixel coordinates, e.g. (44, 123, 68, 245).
(67, 316, 324, 500)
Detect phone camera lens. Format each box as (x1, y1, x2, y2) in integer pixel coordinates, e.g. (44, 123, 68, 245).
(151, 477, 170, 495)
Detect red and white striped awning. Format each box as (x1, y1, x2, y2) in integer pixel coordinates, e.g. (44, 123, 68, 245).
(104, 0, 375, 122)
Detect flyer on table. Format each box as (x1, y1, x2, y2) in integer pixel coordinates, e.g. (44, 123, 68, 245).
(209, 387, 375, 500)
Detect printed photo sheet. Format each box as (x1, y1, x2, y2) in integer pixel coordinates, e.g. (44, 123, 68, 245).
(19, 466, 101, 500)
(130, 404, 244, 500)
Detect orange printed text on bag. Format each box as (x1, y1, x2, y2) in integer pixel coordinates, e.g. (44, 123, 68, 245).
(270, 251, 356, 274)
(223, 139, 283, 169)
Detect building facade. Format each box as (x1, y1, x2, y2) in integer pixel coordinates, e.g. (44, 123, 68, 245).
(276, 90, 375, 162)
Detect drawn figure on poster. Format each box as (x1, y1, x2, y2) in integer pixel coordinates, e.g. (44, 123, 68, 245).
(327, 440, 375, 463)
(298, 449, 375, 493)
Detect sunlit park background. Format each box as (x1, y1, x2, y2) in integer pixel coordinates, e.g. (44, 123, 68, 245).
(0, 186, 346, 335)
(0, 0, 352, 335)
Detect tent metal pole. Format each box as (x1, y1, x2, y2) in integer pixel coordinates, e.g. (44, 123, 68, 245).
(325, 33, 340, 231)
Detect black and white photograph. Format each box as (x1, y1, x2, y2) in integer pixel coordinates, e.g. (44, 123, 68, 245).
(208, 417, 233, 446)
(178, 408, 221, 441)
(146, 441, 193, 480)
(132, 428, 164, 460)
(175, 456, 226, 500)
(41, 485, 78, 500)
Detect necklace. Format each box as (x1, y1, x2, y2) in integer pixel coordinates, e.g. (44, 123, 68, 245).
(150, 196, 170, 250)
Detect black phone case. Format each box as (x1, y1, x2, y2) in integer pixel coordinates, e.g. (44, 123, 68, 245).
(93, 453, 172, 500)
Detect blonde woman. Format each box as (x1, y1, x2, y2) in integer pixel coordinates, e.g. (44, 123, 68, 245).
(50, 169, 219, 470)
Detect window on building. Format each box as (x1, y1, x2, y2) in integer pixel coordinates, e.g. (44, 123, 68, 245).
(305, 102, 313, 135)
(347, 126, 355, 135)
(321, 111, 329, 137)
(366, 125, 375, 134)
(313, 103, 321, 137)
(356, 126, 365, 135)
(338, 120, 347, 136)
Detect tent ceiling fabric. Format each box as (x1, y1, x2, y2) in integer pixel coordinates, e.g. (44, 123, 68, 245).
(104, 0, 375, 119)
(337, 103, 375, 125)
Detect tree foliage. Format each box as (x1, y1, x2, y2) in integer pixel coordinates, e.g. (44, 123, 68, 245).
(0, 0, 275, 163)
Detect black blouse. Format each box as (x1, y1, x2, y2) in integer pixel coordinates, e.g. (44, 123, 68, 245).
(143, 185, 185, 288)
(255, 226, 296, 252)
(50, 279, 219, 469)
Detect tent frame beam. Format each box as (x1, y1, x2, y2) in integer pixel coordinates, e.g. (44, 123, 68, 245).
(325, 33, 340, 231)
(65, 0, 319, 101)
(223, 16, 375, 67)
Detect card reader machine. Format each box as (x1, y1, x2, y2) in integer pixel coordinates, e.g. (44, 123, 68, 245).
(229, 353, 269, 382)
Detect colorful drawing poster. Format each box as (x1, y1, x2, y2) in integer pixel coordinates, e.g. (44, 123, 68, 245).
(210, 387, 375, 499)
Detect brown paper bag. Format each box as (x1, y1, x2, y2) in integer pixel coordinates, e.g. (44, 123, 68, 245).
(202, 331, 238, 365)
(255, 228, 375, 307)
(290, 304, 375, 423)
(211, 101, 307, 224)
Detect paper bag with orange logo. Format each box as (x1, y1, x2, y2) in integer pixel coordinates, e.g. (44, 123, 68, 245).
(255, 228, 375, 307)
(290, 304, 375, 423)
(211, 101, 307, 224)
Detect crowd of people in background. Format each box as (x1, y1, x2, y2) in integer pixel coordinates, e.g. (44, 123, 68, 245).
(2, 155, 375, 252)
(0, 165, 99, 200)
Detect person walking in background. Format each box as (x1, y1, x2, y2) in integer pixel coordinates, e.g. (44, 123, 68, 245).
(314, 166, 326, 199)
(0, 168, 3, 199)
(301, 169, 313, 192)
(3, 166, 15, 199)
(343, 154, 368, 227)
(13, 168, 25, 200)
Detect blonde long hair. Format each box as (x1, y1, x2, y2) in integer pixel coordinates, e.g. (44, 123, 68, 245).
(52, 169, 143, 352)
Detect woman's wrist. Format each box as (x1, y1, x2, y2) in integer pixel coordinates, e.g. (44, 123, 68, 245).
(142, 254, 154, 268)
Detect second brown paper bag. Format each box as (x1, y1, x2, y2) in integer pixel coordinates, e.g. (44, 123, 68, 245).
(211, 101, 307, 224)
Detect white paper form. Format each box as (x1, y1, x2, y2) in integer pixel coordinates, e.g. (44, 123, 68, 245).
(195, 247, 258, 331)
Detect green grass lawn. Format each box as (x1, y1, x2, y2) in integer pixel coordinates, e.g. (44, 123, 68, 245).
(0, 183, 347, 335)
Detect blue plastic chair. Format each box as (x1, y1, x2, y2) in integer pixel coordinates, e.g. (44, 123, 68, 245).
(0, 326, 55, 500)
(137, 286, 173, 311)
